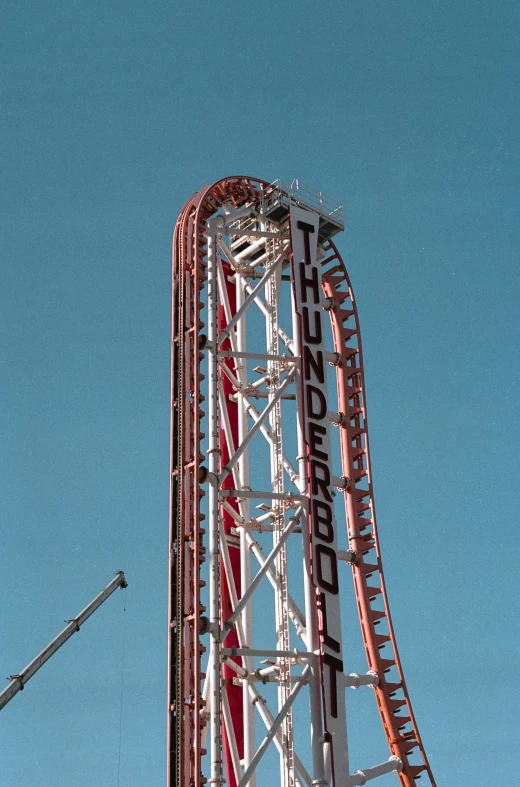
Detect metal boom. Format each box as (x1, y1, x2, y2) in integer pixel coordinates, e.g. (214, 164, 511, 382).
(0, 570, 127, 711)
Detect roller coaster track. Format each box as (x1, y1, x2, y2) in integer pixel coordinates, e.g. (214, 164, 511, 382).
(169, 176, 436, 787)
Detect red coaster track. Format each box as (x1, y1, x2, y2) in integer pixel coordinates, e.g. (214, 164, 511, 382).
(169, 176, 436, 787)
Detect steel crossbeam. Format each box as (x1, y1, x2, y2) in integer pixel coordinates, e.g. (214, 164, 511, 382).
(237, 666, 311, 787)
(217, 246, 287, 346)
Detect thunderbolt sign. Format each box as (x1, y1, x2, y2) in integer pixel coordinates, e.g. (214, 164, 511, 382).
(290, 205, 349, 785)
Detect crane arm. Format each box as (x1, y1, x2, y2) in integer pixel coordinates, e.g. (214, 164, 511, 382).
(0, 570, 127, 711)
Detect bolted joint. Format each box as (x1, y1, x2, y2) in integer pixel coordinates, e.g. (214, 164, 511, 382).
(351, 756, 403, 785)
(346, 671, 379, 689)
(337, 549, 357, 565)
(205, 621, 220, 637)
(326, 351, 341, 367)
(66, 619, 81, 632)
(206, 215, 226, 233)
(199, 616, 210, 634)
(9, 675, 24, 690)
(222, 619, 234, 632)
(328, 410, 345, 426)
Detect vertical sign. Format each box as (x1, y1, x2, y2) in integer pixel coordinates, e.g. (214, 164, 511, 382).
(290, 206, 349, 785)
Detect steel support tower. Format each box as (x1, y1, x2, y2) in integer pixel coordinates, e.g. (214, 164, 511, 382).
(168, 177, 436, 787)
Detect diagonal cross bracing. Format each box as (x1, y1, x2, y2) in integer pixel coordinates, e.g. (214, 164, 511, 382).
(247, 682, 312, 787)
(237, 666, 311, 787)
(220, 368, 296, 478)
(240, 396, 299, 487)
(245, 534, 307, 644)
(222, 507, 302, 637)
(219, 523, 247, 648)
(242, 281, 294, 352)
(222, 687, 242, 784)
(217, 246, 287, 346)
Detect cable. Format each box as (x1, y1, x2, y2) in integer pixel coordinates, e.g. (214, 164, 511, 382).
(117, 587, 126, 787)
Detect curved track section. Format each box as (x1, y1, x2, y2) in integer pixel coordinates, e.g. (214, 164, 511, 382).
(169, 178, 267, 787)
(321, 245, 436, 786)
(169, 177, 436, 787)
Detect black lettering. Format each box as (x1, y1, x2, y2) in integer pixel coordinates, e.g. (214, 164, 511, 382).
(299, 262, 320, 304)
(323, 653, 344, 718)
(319, 592, 341, 652)
(297, 220, 315, 266)
(309, 421, 327, 460)
(310, 460, 333, 502)
(316, 544, 339, 594)
(302, 307, 322, 344)
(306, 384, 327, 419)
(303, 347, 325, 384)
(312, 500, 334, 542)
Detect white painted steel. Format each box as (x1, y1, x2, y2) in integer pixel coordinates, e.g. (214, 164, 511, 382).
(202, 202, 406, 787)
(218, 351, 299, 362)
(345, 672, 379, 689)
(206, 221, 224, 785)
(239, 397, 299, 485)
(237, 666, 311, 787)
(289, 205, 349, 785)
(236, 270, 256, 787)
(222, 649, 315, 660)
(247, 681, 311, 787)
(230, 229, 290, 239)
(244, 534, 307, 642)
(263, 222, 295, 787)
(289, 214, 327, 787)
(349, 757, 403, 786)
(222, 687, 243, 784)
(242, 280, 294, 351)
(219, 523, 246, 648)
(217, 247, 287, 346)
(221, 368, 296, 479)
(222, 510, 301, 636)
(220, 489, 306, 502)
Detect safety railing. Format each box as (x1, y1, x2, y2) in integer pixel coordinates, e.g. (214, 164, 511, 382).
(260, 178, 345, 231)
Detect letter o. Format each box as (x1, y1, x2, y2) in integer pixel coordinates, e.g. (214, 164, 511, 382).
(316, 545, 339, 595)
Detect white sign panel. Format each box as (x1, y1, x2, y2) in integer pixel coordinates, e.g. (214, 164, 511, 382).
(289, 205, 349, 785)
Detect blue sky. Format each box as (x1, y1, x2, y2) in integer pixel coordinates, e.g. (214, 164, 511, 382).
(1, 1, 519, 785)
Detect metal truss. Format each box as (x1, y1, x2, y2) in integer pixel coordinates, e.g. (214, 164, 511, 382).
(169, 177, 436, 787)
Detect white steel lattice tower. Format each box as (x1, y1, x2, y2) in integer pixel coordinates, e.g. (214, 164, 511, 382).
(168, 177, 437, 787)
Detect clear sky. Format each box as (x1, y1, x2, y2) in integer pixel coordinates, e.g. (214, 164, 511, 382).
(1, 2, 519, 786)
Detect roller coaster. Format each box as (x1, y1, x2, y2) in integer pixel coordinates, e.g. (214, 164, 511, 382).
(169, 176, 436, 787)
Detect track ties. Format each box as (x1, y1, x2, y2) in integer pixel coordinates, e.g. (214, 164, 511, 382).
(323, 247, 436, 787)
